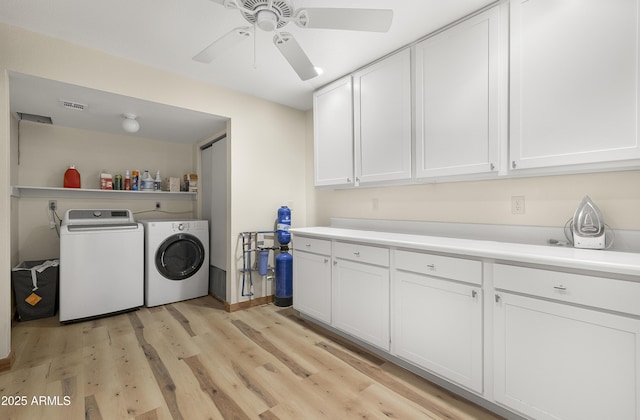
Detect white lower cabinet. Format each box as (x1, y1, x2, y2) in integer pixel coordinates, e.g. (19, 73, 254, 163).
(292, 230, 640, 420)
(333, 242, 390, 351)
(394, 250, 483, 393)
(292, 237, 332, 324)
(493, 265, 640, 420)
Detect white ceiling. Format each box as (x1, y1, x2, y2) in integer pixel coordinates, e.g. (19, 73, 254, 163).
(9, 72, 229, 144)
(1, 0, 496, 142)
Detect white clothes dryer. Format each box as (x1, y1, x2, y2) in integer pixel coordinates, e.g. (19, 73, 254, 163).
(141, 220, 209, 307)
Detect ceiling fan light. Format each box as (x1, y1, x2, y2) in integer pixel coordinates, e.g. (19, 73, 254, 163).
(122, 113, 140, 133)
(256, 10, 278, 32)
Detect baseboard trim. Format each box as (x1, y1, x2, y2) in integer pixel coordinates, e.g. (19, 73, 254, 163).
(0, 350, 15, 372)
(226, 295, 274, 312)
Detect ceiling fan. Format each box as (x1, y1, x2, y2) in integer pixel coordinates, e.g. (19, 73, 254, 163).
(193, 0, 394, 81)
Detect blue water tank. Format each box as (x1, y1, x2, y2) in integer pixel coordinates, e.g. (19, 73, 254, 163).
(277, 206, 291, 245)
(275, 250, 292, 307)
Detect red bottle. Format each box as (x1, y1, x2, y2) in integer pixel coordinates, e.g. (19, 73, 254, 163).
(64, 165, 81, 188)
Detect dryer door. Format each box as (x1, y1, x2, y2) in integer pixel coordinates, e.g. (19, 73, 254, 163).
(156, 233, 205, 280)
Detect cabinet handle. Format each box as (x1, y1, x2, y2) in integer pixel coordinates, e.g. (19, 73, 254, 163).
(353, 251, 360, 257)
(324, 258, 329, 263)
(305, 243, 311, 247)
(553, 285, 567, 291)
(472, 290, 478, 298)
(512, 161, 517, 169)
(347, 178, 352, 183)
(426, 264, 435, 270)
(495, 294, 501, 303)
(490, 163, 495, 171)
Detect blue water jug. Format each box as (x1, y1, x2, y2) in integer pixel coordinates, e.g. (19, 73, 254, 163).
(277, 206, 291, 245)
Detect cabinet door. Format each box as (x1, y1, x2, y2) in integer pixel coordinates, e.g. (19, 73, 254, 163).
(293, 251, 331, 324)
(510, 0, 640, 170)
(414, 6, 504, 178)
(394, 271, 483, 393)
(354, 49, 412, 184)
(313, 76, 354, 186)
(494, 292, 640, 420)
(333, 259, 390, 351)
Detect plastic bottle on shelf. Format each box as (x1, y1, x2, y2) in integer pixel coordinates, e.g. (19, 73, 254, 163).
(114, 174, 123, 190)
(141, 170, 154, 191)
(132, 170, 139, 191)
(124, 170, 131, 190)
(154, 170, 161, 191)
(63, 165, 81, 188)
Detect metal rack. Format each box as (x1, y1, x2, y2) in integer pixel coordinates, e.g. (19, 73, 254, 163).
(239, 230, 278, 297)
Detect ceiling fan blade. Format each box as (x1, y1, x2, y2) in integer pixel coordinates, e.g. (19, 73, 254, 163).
(295, 8, 393, 32)
(273, 32, 319, 81)
(193, 27, 253, 63)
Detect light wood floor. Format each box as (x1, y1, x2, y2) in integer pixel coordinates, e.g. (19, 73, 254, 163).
(0, 296, 502, 419)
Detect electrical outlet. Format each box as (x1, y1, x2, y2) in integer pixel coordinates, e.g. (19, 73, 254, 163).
(511, 196, 525, 214)
(48, 200, 57, 211)
(155, 201, 161, 209)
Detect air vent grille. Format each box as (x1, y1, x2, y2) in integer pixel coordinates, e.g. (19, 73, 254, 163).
(60, 100, 88, 111)
(16, 112, 53, 124)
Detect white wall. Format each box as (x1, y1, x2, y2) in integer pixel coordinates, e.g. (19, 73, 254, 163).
(0, 22, 308, 360)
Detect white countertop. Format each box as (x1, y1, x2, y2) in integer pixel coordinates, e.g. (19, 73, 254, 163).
(290, 227, 640, 277)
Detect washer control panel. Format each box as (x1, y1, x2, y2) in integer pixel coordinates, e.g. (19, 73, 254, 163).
(168, 221, 208, 232)
(172, 222, 189, 232)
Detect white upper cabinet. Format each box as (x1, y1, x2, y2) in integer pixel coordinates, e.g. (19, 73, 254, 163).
(354, 49, 412, 184)
(414, 6, 505, 179)
(313, 76, 354, 187)
(510, 0, 640, 170)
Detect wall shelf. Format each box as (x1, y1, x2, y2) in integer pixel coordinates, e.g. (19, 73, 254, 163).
(11, 186, 197, 200)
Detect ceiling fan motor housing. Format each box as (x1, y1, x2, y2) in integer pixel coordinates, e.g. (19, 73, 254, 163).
(241, 0, 293, 30)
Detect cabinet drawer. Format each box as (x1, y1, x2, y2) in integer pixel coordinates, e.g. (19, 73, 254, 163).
(395, 250, 482, 285)
(335, 242, 389, 267)
(292, 236, 331, 255)
(494, 264, 640, 316)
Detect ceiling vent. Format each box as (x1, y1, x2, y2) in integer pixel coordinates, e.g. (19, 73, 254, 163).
(60, 100, 88, 111)
(16, 112, 53, 124)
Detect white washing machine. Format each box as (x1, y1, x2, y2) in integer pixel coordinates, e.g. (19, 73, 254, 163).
(60, 209, 143, 322)
(141, 220, 209, 307)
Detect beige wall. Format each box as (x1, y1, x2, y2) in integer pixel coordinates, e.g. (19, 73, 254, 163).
(311, 170, 640, 230)
(0, 23, 308, 359)
(1, 71, 12, 359)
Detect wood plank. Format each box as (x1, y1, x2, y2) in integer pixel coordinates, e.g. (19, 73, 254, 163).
(231, 319, 312, 379)
(164, 305, 196, 337)
(191, 322, 280, 415)
(85, 394, 104, 420)
(277, 307, 387, 366)
(316, 340, 491, 420)
(133, 308, 221, 420)
(183, 354, 252, 420)
(128, 312, 184, 420)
